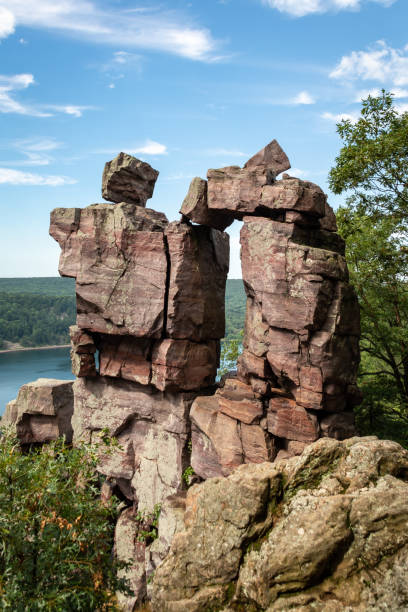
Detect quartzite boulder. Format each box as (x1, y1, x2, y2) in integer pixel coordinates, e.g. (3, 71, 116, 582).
(165, 221, 229, 341)
(102, 152, 159, 205)
(151, 437, 408, 611)
(180, 177, 234, 231)
(72, 376, 195, 510)
(2, 378, 74, 444)
(50, 203, 169, 337)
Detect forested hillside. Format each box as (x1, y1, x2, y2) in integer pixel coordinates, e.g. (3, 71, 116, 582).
(0, 277, 246, 349)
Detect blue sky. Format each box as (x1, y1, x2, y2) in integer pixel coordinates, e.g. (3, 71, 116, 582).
(0, 0, 407, 278)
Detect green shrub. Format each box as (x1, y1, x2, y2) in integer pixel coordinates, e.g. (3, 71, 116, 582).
(0, 428, 132, 610)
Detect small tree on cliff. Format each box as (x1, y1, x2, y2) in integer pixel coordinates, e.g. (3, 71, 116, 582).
(329, 91, 408, 445)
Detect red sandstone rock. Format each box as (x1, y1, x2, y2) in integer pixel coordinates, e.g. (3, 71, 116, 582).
(70, 325, 97, 377)
(151, 339, 218, 391)
(267, 397, 319, 442)
(244, 139, 291, 176)
(165, 221, 229, 341)
(241, 423, 274, 463)
(180, 177, 233, 231)
(237, 349, 270, 381)
(260, 178, 326, 218)
(99, 336, 151, 385)
(2, 378, 74, 444)
(102, 152, 159, 205)
(207, 165, 274, 217)
(50, 204, 169, 337)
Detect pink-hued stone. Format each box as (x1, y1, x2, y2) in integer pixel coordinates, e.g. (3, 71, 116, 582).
(244, 139, 291, 176)
(165, 221, 229, 341)
(99, 336, 151, 385)
(260, 178, 326, 218)
(70, 325, 97, 377)
(180, 177, 234, 231)
(2, 378, 74, 445)
(102, 152, 159, 205)
(237, 349, 270, 382)
(50, 204, 169, 338)
(190, 395, 243, 478)
(241, 423, 275, 463)
(151, 339, 219, 391)
(207, 165, 274, 217)
(267, 397, 319, 442)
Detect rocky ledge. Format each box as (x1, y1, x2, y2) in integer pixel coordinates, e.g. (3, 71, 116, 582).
(151, 436, 408, 611)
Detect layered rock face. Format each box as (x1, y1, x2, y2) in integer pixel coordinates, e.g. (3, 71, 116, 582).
(151, 436, 408, 611)
(186, 142, 361, 479)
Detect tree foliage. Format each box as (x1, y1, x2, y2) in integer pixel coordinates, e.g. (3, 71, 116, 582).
(329, 90, 408, 221)
(331, 91, 408, 447)
(0, 429, 132, 610)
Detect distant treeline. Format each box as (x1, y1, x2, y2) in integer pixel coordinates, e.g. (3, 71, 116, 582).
(0, 277, 246, 349)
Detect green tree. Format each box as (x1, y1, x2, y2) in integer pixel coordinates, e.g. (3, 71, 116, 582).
(330, 91, 408, 446)
(0, 429, 132, 610)
(329, 90, 408, 221)
(336, 207, 408, 446)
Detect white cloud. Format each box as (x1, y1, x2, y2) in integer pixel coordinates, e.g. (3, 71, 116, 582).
(0, 138, 62, 166)
(354, 87, 408, 101)
(45, 104, 95, 117)
(291, 90, 315, 104)
(0, 6, 15, 38)
(0, 0, 218, 61)
(128, 140, 167, 156)
(0, 73, 96, 117)
(284, 167, 309, 177)
(322, 111, 359, 123)
(261, 0, 394, 17)
(0, 73, 51, 116)
(330, 41, 408, 86)
(0, 167, 76, 186)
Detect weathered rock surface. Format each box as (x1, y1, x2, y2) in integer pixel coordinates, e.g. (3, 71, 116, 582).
(165, 221, 229, 341)
(2, 378, 74, 444)
(72, 376, 196, 510)
(244, 139, 291, 175)
(102, 152, 159, 205)
(151, 436, 408, 611)
(50, 203, 169, 337)
(180, 177, 234, 231)
(70, 325, 97, 377)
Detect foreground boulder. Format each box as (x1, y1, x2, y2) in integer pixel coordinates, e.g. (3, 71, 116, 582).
(151, 436, 408, 611)
(2, 378, 74, 444)
(102, 152, 159, 205)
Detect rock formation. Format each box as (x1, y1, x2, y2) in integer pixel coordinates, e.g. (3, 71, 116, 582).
(187, 143, 361, 479)
(2, 378, 74, 444)
(4, 140, 364, 609)
(151, 436, 408, 611)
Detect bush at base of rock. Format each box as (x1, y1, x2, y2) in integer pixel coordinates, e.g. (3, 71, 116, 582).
(0, 428, 133, 611)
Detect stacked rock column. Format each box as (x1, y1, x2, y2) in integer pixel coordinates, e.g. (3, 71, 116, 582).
(184, 140, 361, 477)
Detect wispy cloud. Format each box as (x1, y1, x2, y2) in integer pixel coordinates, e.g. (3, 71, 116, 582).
(0, 73, 96, 117)
(290, 90, 315, 104)
(96, 140, 168, 157)
(0, 138, 62, 166)
(0, 73, 50, 116)
(0, 167, 76, 186)
(330, 41, 408, 86)
(0, 6, 15, 38)
(261, 0, 395, 17)
(1, 0, 219, 61)
(322, 111, 359, 123)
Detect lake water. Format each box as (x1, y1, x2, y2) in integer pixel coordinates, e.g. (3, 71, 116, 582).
(0, 347, 73, 416)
